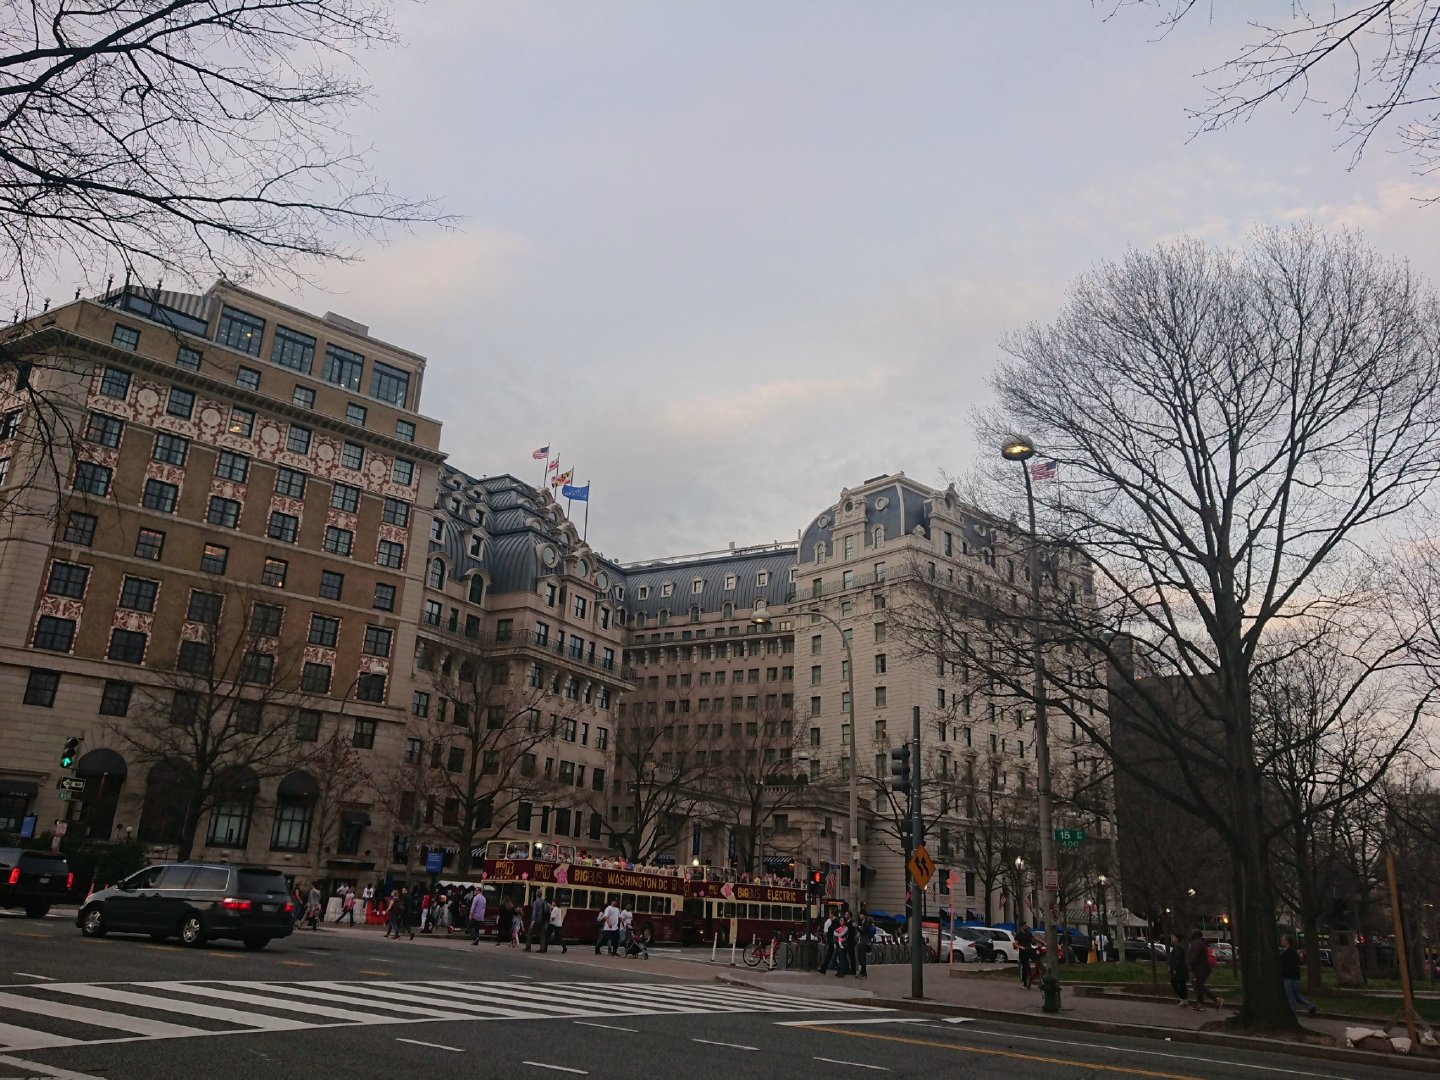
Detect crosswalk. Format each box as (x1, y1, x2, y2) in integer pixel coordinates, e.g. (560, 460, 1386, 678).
(0, 978, 879, 1051)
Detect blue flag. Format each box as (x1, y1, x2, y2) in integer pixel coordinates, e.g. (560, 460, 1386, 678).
(560, 483, 589, 501)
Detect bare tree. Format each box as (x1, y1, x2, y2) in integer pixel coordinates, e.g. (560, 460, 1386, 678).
(606, 716, 710, 864)
(0, 0, 442, 304)
(301, 720, 374, 886)
(1133, 1, 1440, 192)
(113, 583, 314, 861)
(975, 224, 1439, 1031)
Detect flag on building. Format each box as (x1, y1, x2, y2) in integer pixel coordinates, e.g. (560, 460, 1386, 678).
(560, 482, 589, 502)
(548, 458, 561, 473)
(532, 445, 550, 460)
(1031, 459, 1059, 481)
(551, 468, 573, 487)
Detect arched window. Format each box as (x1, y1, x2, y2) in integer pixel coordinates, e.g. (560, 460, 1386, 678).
(873, 524, 886, 546)
(468, 576, 485, 604)
(459, 660, 477, 684)
(722, 602, 734, 619)
(428, 558, 445, 590)
(814, 542, 825, 562)
(270, 771, 317, 852)
(689, 605, 701, 623)
(138, 758, 191, 844)
(658, 609, 669, 627)
(206, 765, 258, 849)
(635, 612, 647, 628)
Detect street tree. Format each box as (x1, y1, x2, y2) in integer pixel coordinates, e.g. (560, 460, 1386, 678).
(974, 224, 1440, 1032)
(114, 583, 316, 861)
(300, 720, 375, 889)
(606, 714, 710, 864)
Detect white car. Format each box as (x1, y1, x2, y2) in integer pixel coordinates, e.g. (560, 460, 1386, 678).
(976, 928, 1020, 961)
(939, 932, 980, 963)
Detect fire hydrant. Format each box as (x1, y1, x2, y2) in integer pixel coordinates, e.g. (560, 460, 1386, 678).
(1041, 971, 1062, 1014)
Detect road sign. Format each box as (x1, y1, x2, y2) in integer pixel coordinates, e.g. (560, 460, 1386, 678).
(56, 791, 69, 801)
(1054, 828, 1086, 845)
(1043, 866, 1059, 892)
(58, 777, 86, 792)
(907, 844, 936, 891)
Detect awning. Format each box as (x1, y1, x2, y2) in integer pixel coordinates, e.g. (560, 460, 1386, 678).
(0, 779, 38, 800)
(653, 853, 677, 867)
(277, 771, 319, 799)
(325, 857, 376, 869)
(214, 764, 259, 792)
(762, 855, 794, 870)
(341, 810, 371, 827)
(76, 748, 127, 779)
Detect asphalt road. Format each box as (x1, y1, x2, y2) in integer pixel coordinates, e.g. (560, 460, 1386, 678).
(0, 909, 1424, 1080)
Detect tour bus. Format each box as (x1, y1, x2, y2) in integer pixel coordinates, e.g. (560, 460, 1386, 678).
(471, 840, 810, 947)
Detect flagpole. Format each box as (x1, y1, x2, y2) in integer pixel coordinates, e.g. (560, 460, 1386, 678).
(540, 448, 549, 491)
(583, 482, 590, 543)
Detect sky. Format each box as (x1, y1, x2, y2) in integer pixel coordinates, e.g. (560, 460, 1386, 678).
(274, 1, 1440, 565)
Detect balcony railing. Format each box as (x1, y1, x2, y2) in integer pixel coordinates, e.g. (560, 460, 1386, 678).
(418, 621, 635, 682)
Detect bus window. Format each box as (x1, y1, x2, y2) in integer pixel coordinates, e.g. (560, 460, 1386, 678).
(486, 840, 508, 860)
(507, 841, 530, 859)
(635, 896, 651, 914)
(622, 894, 637, 911)
(760, 905, 771, 920)
(555, 888, 572, 906)
(656, 897, 671, 915)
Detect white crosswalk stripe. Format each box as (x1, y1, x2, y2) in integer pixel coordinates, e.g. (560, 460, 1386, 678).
(0, 978, 880, 1051)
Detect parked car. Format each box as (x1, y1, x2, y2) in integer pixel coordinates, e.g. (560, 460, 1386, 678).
(951, 925, 1000, 961)
(939, 931, 981, 963)
(1034, 928, 1094, 962)
(977, 928, 1020, 962)
(78, 863, 294, 949)
(1121, 937, 1166, 961)
(1211, 941, 1235, 962)
(0, 848, 72, 917)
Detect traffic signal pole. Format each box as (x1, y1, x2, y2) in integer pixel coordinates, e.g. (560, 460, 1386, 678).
(909, 705, 923, 1000)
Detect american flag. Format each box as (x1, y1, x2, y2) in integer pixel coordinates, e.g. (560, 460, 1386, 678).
(1031, 459, 1058, 481)
(532, 445, 550, 460)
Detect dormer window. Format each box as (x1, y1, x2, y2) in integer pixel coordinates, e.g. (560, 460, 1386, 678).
(637, 585, 650, 600)
(756, 571, 770, 586)
(873, 525, 886, 546)
(724, 574, 737, 590)
(660, 582, 674, 597)
(692, 578, 704, 594)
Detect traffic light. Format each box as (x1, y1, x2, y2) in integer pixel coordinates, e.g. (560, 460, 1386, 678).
(889, 745, 911, 794)
(898, 818, 914, 852)
(808, 868, 823, 895)
(60, 737, 80, 769)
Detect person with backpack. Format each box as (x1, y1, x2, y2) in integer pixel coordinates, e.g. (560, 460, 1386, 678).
(1187, 930, 1222, 1010)
(1168, 932, 1189, 1005)
(1016, 923, 1037, 989)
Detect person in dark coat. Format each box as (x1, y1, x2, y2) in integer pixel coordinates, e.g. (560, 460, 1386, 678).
(1187, 930, 1221, 1010)
(1280, 935, 1317, 1017)
(1168, 933, 1189, 1005)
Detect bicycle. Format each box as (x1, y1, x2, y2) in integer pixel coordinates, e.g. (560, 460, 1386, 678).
(743, 935, 781, 968)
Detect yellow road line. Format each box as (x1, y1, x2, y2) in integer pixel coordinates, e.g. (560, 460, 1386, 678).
(800, 1025, 1206, 1080)
(280, 960, 313, 967)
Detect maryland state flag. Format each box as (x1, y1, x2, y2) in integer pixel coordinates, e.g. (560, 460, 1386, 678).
(551, 468, 573, 488)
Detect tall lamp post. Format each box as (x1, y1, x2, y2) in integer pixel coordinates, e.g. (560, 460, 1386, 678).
(1097, 874, 1109, 962)
(1001, 434, 1062, 1009)
(754, 600, 859, 915)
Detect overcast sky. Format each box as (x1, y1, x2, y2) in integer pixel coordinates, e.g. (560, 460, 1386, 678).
(284, 1, 1440, 565)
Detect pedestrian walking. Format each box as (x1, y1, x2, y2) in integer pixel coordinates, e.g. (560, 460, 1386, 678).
(497, 897, 515, 946)
(548, 897, 568, 953)
(1187, 930, 1223, 1011)
(1280, 935, 1317, 1017)
(819, 915, 837, 974)
(1168, 933, 1189, 1005)
(597, 898, 621, 955)
(842, 909, 858, 978)
(1017, 923, 1037, 989)
(619, 903, 634, 952)
(361, 883, 374, 920)
(833, 913, 851, 977)
(526, 892, 551, 952)
(468, 887, 488, 945)
(305, 883, 322, 931)
(419, 888, 432, 933)
(335, 886, 355, 925)
(384, 888, 404, 939)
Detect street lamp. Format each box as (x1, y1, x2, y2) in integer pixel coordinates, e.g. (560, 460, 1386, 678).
(754, 599, 859, 915)
(1096, 874, 1109, 962)
(1002, 434, 1062, 1006)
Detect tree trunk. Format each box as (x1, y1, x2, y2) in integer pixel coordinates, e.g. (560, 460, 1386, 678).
(1229, 815, 1299, 1031)
(1302, 909, 1324, 992)
(176, 796, 205, 863)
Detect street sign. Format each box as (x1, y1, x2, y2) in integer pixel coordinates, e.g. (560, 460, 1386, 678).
(57, 791, 69, 801)
(1054, 828, 1086, 846)
(1043, 866, 1059, 892)
(58, 777, 86, 792)
(907, 844, 936, 891)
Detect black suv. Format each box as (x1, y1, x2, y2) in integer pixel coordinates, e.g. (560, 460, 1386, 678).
(0, 848, 72, 917)
(77, 863, 295, 949)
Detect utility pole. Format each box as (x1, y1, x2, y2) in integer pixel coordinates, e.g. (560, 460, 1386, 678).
(909, 705, 923, 1000)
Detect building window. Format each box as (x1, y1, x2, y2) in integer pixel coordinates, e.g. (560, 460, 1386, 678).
(270, 799, 312, 852)
(323, 344, 364, 391)
(376, 540, 404, 568)
(426, 558, 445, 590)
(319, 570, 344, 600)
(251, 602, 284, 636)
(391, 458, 414, 486)
(308, 614, 340, 647)
(382, 498, 409, 526)
(323, 526, 354, 556)
(177, 639, 213, 675)
(422, 599, 441, 626)
(133, 528, 165, 560)
(300, 662, 332, 693)
(141, 479, 178, 513)
(187, 590, 223, 624)
(98, 367, 131, 399)
(107, 628, 147, 664)
(111, 324, 140, 350)
(340, 442, 364, 471)
(286, 424, 312, 454)
(411, 691, 430, 718)
(64, 512, 97, 546)
(469, 576, 485, 604)
(330, 483, 360, 513)
(373, 582, 396, 611)
(216, 450, 249, 482)
(345, 402, 368, 426)
(206, 496, 241, 528)
(199, 543, 228, 574)
(355, 675, 385, 704)
(275, 467, 307, 498)
(295, 710, 321, 743)
(875, 686, 887, 707)
(166, 386, 195, 419)
(756, 571, 769, 586)
(99, 680, 132, 717)
(32, 615, 76, 652)
(369, 361, 410, 407)
(73, 461, 113, 496)
(217, 306, 265, 354)
(177, 346, 203, 372)
(228, 407, 254, 438)
(395, 419, 416, 443)
(267, 511, 299, 543)
(23, 669, 60, 707)
(206, 794, 254, 848)
(46, 561, 89, 598)
(261, 557, 288, 587)
(236, 367, 262, 392)
(271, 325, 316, 373)
(362, 626, 392, 657)
(240, 651, 274, 684)
(0, 409, 21, 441)
(118, 576, 158, 612)
(152, 432, 189, 465)
(292, 385, 316, 409)
(85, 411, 125, 448)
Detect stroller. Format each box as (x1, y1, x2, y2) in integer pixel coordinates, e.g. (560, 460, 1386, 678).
(624, 926, 652, 960)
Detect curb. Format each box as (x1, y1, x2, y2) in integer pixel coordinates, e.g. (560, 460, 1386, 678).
(1067, 984, 1394, 1027)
